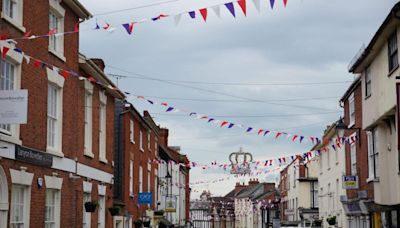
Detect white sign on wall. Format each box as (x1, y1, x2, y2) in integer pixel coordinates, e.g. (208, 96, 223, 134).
(0, 90, 28, 124)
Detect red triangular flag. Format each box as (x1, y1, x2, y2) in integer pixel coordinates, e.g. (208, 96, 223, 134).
(1, 47, 10, 59)
(0, 35, 9, 40)
(60, 70, 70, 80)
(283, 0, 288, 7)
(23, 31, 32, 38)
(47, 28, 57, 36)
(220, 121, 228, 127)
(275, 132, 282, 139)
(238, 0, 247, 16)
(74, 22, 80, 32)
(257, 129, 264, 135)
(292, 135, 298, 142)
(199, 8, 208, 22)
(33, 59, 41, 68)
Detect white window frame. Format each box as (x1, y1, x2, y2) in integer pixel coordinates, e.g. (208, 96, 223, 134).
(44, 175, 62, 228)
(350, 143, 357, 175)
(139, 131, 144, 152)
(99, 91, 107, 163)
(365, 66, 371, 97)
(130, 120, 135, 143)
(129, 160, 134, 197)
(148, 164, 151, 192)
(84, 80, 93, 158)
(147, 132, 151, 151)
(0, 42, 23, 145)
(348, 93, 355, 127)
(9, 169, 33, 228)
(139, 166, 143, 193)
(1, 0, 25, 32)
(45, 189, 61, 228)
(98, 195, 105, 228)
(154, 138, 158, 157)
(154, 169, 158, 207)
(83, 193, 91, 228)
(367, 129, 379, 181)
(48, 0, 66, 62)
(46, 68, 64, 157)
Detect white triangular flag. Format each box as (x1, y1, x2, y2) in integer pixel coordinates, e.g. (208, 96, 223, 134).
(174, 14, 182, 26)
(23, 55, 30, 64)
(212, 5, 221, 18)
(252, 0, 261, 12)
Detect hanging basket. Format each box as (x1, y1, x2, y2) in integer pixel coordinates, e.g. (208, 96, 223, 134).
(84, 201, 98, 213)
(327, 216, 336, 225)
(134, 220, 143, 228)
(108, 206, 120, 216)
(143, 220, 151, 227)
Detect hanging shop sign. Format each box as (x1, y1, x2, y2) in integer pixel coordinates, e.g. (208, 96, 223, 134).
(15, 145, 53, 167)
(342, 175, 359, 189)
(0, 90, 28, 124)
(165, 196, 177, 213)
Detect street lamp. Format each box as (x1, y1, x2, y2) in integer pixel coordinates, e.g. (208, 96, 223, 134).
(336, 118, 361, 145)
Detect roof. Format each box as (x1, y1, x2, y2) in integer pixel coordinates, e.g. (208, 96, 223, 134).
(349, 2, 400, 73)
(224, 189, 236, 198)
(236, 183, 269, 200)
(64, 0, 92, 19)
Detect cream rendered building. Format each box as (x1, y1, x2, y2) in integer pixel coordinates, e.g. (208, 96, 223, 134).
(316, 123, 348, 228)
(348, 2, 400, 226)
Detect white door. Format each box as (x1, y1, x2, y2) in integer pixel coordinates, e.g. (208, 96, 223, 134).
(0, 165, 9, 228)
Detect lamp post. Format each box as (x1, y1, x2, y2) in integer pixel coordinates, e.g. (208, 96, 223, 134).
(336, 117, 361, 145)
(165, 172, 172, 223)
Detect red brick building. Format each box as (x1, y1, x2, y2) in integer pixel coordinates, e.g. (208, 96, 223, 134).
(340, 77, 375, 226)
(113, 102, 160, 225)
(0, 1, 124, 227)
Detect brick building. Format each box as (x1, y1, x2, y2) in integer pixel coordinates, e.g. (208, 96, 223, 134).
(113, 102, 160, 226)
(340, 77, 375, 227)
(0, 0, 125, 227)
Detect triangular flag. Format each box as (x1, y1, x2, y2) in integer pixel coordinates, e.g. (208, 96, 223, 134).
(152, 14, 168, 21)
(264, 130, 270, 136)
(33, 59, 41, 68)
(74, 22, 80, 32)
(103, 23, 110, 30)
(257, 129, 264, 135)
(0, 35, 8, 40)
(275, 132, 282, 139)
(47, 28, 57, 36)
(246, 127, 253, 132)
(270, 0, 275, 9)
(225, 3, 236, 17)
(283, 0, 288, 7)
(1, 47, 9, 59)
(94, 21, 100, 30)
(212, 5, 221, 18)
(228, 123, 235, 128)
(23, 55, 30, 64)
(199, 8, 208, 22)
(23, 31, 32, 38)
(238, 0, 247, 16)
(189, 11, 196, 19)
(174, 14, 182, 26)
(292, 135, 298, 142)
(122, 23, 134, 35)
(60, 70, 70, 80)
(252, 0, 261, 12)
(208, 118, 215, 123)
(166, 107, 174, 112)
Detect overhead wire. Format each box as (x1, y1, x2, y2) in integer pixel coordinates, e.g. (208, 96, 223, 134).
(149, 111, 341, 118)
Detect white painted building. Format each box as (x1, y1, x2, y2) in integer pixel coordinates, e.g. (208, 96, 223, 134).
(316, 123, 348, 228)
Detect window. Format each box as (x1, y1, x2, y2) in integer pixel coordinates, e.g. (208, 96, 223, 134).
(99, 96, 106, 162)
(98, 196, 105, 228)
(293, 168, 296, 188)
(351, 143, 357, 175)
(154, 169, 158, 206)
(83, 193, 91, 228)
(139, 131, 144, 151)
(49, 0, 65, 60)
(148, 132, 151, 151)
(155, 140, 158, 156)
(47, 84, 60, 152)
(45, 189, 60, 228)
(130, 120, 134, 143)
(10, 184, 28, 227)
(148, 164, 151, 192)
(388, 31, 398, 72)
(0, 59, 16, 135)
(2, 0, 24, 30)
(349, 93, 355, 127)
(365, 66, 372, 97)
(129, 160, 134, 196)
(367, 129, 379, 180)
(139, 166, 143, 192)
(311, 182, 318, 208)
(84, 81, 93, 157)
(327, 149, 331, 169)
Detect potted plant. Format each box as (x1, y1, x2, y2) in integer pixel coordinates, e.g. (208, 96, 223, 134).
(327, 216, 336, 226)
(134, 219, 143, 228)
(154, 210, 165, 216)
(84, 201, 98, 213)
(108, 206, 120, 216)
(143, 220, 151, 227)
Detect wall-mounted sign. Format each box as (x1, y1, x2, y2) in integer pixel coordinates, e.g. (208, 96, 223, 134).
(15, 145, 53, 167)
(285, 209, 295, 215)
(0, 90, 28, 124)
(138, 192, 153, 204)
(165, 196, 177, 212)
(342, 176, 359, 189)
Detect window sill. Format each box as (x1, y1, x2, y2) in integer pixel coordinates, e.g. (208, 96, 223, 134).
(84, 151, 94, 158)
(366, 177, 379, 183)
(140, 148, 144, 152)
(0, 134, 22, 145)
(348, 123, 355, 129)
(1, 13, 26, 33)
(46, 147, 64, 157)
(99, 158, 108, 164)
(388, 64, 399, 77)
(130, 141, 135, 144)
(129, 194, 134, 198)
(49, 49, 66, 62)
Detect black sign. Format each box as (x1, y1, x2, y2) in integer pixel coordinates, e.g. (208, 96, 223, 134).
(15, 145, 53, 167)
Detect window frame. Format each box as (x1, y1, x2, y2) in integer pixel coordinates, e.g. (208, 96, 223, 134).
(139, 131, 144, 152)
(98, 195, 105, 228)
(98, 91, 107, 163)
(388, 31, 399, 73)
(10, 184, 27, 227)
(367, 129, 379, 181)
(147, 131, 151, 151)
(139, 166, 143, 193)
(83, 81, 93, 157)
(48, 0, 66, 62)
(45, 189, 61, 228)
(1, 0, 25, 32)
(83, 193, 91, 228)
(130, 120, 135, 143)
(129, 160, 134, 197)
(365, 66, 372, 98)
(348, 93, 355, 127)
(350, 143, 357, 176)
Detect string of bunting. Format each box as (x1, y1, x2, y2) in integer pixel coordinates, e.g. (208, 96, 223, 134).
(0, 0, 289, 42)
(133, 95, 358, 146)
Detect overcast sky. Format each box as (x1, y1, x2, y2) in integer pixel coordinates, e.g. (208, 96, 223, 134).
(79, 0, 395, 198)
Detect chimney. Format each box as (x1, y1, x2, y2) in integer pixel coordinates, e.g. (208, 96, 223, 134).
(159, 128, 169, 147)
(90, 58, 105, 71)
(263, 183, 276, 192)
(234, 182, 246, 194)
(248, 178, 259, 187)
